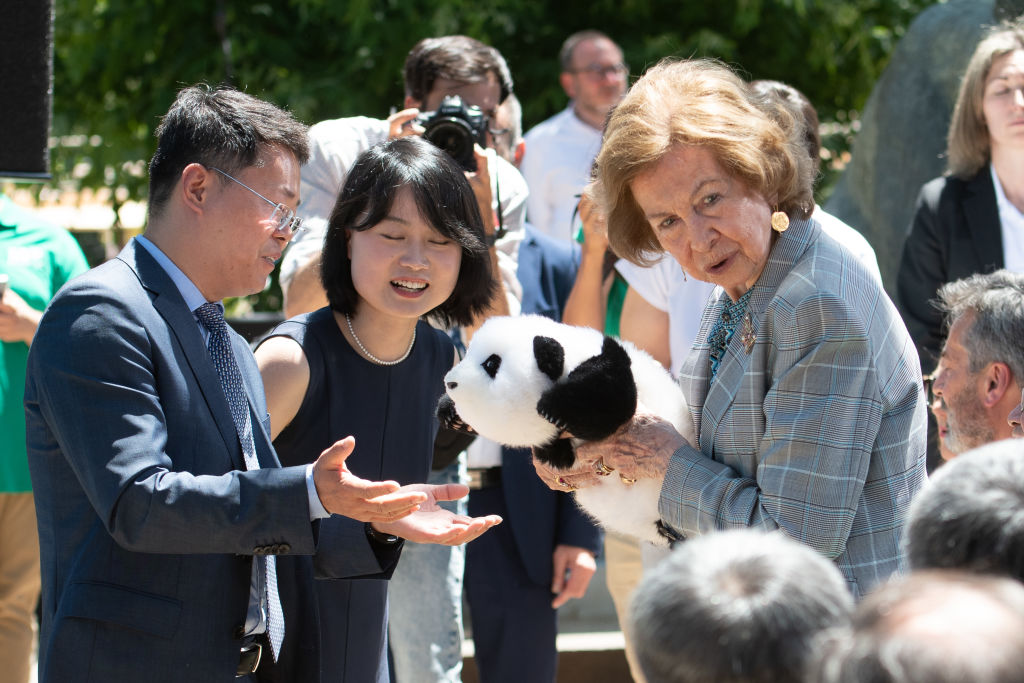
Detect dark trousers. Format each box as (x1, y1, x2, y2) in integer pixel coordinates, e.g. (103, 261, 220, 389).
(465, 485, 558, 683)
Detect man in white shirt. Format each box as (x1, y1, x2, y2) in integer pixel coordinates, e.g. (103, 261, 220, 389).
(520, 31, 627, 243)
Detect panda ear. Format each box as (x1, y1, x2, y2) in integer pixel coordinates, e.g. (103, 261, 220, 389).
(533, 335, 564, 382)
(537, 336, 637, 441)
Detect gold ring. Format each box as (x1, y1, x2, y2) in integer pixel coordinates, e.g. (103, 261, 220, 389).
(619, 475, 637, 485)
(556, 476, 578, 492)
(595, 458, 614, 476)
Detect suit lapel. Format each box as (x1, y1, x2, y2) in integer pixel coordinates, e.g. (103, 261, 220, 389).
(963, 169, 1005, 271)
(122, 241, 247, 470)
(695, 217, 817, 454)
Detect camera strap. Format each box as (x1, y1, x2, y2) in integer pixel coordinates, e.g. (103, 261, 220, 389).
(492, 168, 506, 242)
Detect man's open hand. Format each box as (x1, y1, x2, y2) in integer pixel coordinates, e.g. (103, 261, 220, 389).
(312, 437, 427, 522)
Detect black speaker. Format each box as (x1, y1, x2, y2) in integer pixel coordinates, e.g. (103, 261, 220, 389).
(0, 0, 54, 180)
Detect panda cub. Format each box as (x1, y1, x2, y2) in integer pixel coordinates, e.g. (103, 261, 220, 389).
(437, 314, 694, 546)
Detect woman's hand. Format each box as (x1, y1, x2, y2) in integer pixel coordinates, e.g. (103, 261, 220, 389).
(577, 192, 609, 257)
(371, 483, 502, 546)
(531, 411, 691, 492)
(578, 412, 689, 483)
(532, 450, 602, 492)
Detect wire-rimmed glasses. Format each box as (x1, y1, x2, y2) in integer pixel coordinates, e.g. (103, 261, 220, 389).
(210, 167, 304, 237)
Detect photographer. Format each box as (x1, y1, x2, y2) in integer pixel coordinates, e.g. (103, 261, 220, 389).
(280, 35, 527, 320)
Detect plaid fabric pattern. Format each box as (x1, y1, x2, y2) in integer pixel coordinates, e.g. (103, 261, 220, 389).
(665, 218, 927, 597)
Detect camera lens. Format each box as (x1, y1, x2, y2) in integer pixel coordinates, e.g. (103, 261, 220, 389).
(423, 119, 476, 171)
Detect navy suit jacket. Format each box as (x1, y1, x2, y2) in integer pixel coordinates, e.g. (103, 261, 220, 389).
(24, 240, 396, 682)
(896, 169, 1004, 374)
(501, 226, 603, 587)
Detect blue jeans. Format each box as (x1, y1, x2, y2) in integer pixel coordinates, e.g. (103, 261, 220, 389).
(388, 455, 466, 683)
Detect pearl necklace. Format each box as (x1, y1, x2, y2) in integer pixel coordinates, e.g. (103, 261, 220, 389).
(345, 313, 416, 366)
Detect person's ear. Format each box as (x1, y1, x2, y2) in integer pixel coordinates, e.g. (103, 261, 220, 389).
(560, 72, 577, 99)
(513, 140, 526, 168)
(982, 361, 1014, 407)
(404, 95, 421, 110)
(180, 163, 211, 216)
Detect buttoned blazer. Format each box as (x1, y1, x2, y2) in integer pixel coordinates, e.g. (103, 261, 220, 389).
(24, 240, 387, 682)
(669, 218, 928, 597)
(896, 169, 1004, 373)
(500, 226, 603, 587)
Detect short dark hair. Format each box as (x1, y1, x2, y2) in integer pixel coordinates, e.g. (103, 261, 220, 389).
(937, 269, 1024, 381)
(629, 529, 853, 683)
(559, 30, 615, 71)
(809, 571, 1024, 683)
(749, 79, 822, 177)
(320, 136, 496, 327)
(906, 439, 1024, 581)
(148, 84, 309, 219)
(403, 36, 513, 106)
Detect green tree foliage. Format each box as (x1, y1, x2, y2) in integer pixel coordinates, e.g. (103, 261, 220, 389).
(50, 0, 939, 310)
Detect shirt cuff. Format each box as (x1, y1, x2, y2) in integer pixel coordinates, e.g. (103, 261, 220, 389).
(306, 463, 331, 519)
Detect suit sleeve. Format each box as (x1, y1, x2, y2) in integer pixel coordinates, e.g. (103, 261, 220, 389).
(896, 181, 948, 374)
(658, 291, 882, 560)
(26, 281, 317, 556)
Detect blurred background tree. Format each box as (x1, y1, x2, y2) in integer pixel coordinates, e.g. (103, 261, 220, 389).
(48, 0, 939, 312)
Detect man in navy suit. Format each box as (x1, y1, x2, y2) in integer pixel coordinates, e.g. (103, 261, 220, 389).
(24, 85, 474, 682)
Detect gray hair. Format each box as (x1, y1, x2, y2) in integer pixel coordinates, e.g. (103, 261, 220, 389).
(937, 269, 1024, 381)
(629, 529, 853, 683)
(808, 570, 1024, 683)
(906, 439, 1024, 581)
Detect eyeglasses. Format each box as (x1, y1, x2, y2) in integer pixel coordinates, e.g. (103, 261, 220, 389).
(210, 167, 304, 237)
(568, 63, 629, 80)
(487, 125, 511, 139)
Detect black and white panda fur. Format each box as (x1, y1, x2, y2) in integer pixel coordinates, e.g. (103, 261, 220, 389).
(436, 314, 695, 546)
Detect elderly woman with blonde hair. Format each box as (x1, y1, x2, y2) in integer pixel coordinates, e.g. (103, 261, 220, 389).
(535, 59, 927, 597)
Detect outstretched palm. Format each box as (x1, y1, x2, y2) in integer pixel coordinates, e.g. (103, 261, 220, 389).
(373, 483, 502, 546)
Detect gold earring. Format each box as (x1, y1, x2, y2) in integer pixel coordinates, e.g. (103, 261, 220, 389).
(771, 210, 789, 233)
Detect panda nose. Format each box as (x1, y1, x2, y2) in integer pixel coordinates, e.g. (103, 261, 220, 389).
(446, 381, 458, 390)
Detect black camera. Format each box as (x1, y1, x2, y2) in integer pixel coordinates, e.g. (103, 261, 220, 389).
(416, 95, 488, 171)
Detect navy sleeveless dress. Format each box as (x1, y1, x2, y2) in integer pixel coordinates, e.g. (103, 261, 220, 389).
(267, 307, 453, 682)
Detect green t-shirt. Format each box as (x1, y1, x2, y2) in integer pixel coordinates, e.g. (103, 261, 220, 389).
(1, 195, 89, 492)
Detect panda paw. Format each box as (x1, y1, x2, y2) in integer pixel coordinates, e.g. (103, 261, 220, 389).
(436, 395, 476, 434)
(533, 438, 577, 470)
(536, 336, 637, 442)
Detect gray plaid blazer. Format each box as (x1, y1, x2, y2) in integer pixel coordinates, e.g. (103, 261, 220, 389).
(664, 217, 927, 596)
